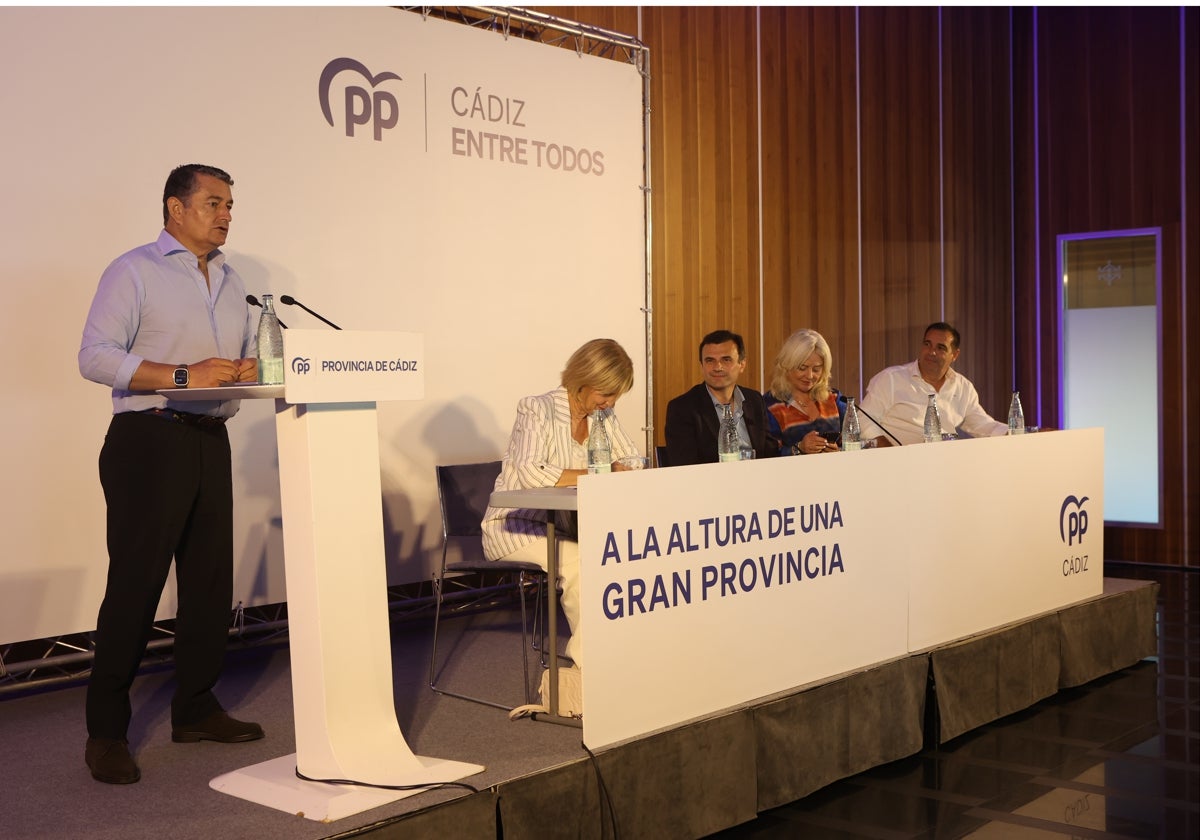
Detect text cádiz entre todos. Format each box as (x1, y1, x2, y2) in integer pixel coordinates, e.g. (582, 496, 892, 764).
(600, 502, 845, 620)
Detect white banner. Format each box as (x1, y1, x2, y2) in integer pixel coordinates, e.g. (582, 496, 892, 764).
(0, 7, 645, 642)
(282, 330, 424, 405)
(580, 429, 1105, 749)
(905, 428, 1105, 650)
(579, 450, 911, 748)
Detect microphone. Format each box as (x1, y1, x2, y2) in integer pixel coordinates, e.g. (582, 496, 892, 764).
(245, 294, 287, 329)
(851, 399, 904, 447)
(279, 294, 342, 330)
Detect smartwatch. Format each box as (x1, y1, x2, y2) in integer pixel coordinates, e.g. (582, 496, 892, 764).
(173, 365, 189, 388)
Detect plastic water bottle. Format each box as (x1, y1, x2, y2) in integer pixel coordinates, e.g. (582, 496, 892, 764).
(256, 294, 284, 385)
(923, 394, 942, 443)
(842, 397, 862, 451)
(587, 410, 612, 474)
(1008, 391, 1025, 435)
(718, 403, 741, 462)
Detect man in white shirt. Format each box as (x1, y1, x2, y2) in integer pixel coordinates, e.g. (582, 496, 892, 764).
(858, 322, 1007, 446)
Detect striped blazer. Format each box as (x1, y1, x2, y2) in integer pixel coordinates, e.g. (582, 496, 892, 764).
(481, 387, 638, 560)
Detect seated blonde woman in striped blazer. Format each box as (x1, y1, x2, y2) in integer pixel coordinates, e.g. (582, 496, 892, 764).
(481, 338, 642, 670)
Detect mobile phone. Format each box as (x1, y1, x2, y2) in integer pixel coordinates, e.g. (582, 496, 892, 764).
(819, 431, 841, 445)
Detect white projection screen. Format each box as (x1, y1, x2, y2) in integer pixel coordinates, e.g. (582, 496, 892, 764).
(1059, 230, 1162, 525)
(0, 7, 648, 643)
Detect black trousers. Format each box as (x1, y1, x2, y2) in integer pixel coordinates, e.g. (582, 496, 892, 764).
(86, 412, 234, 739)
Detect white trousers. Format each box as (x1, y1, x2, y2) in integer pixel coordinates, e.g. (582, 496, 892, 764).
(500, 537, 582, 667)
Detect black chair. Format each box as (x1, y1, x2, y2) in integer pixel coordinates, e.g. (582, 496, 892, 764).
(655, 444, 670, 468)
(428, 461, 547, 710)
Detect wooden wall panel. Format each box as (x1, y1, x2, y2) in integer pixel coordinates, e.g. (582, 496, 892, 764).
(1123, 9, 1193, 566)
(941, 7, 1016, 419)
(1010, 8, 1044, 428)
(1033, 7, 1193, 564)
(759, 6, 860, 398)
(639, 6, 761, 444)
(858, 7, 943, 380)
(527, 6, 1195, 564)
(1187, 7, 1198, 568)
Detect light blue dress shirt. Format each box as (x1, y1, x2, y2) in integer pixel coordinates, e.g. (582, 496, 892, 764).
(79, 230, 255, 418)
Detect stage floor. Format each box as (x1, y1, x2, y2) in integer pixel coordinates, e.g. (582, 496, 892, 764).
(1, 568, 1188, 840)
(2, 607, 585, 840)
(712, 563, 1198, 839)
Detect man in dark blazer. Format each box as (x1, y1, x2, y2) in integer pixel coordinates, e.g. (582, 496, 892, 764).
(664, 330, 778, 466)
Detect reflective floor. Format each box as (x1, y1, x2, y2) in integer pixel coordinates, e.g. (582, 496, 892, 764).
(711, 564, 1198, 839)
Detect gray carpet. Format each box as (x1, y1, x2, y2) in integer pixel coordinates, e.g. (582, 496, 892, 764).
(2, 608, 586, 840)
(5, 582, 1160, 839)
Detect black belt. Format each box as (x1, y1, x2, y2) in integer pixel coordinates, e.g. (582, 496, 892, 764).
(139, 408, 227, 429)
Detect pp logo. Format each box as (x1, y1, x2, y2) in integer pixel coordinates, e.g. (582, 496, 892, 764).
(291, 357, 312, 375)
(318, 57, 402, 141)
(1059, 495, 1090, 546)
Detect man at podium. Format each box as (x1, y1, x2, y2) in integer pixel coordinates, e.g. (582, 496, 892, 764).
(78, 164, 263, 785)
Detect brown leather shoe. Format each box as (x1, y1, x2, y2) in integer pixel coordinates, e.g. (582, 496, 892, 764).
(85, 737, 140, 784)
(172, 710, 264, 743)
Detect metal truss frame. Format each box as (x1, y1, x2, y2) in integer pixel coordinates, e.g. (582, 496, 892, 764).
(0, 579, 538, 699)
(404, 6, 649, 73)
(0, 600, 292, 699)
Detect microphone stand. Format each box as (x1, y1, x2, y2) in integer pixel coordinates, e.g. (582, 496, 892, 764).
(279, 295, 342, 330)
(852, 401, 904, 447)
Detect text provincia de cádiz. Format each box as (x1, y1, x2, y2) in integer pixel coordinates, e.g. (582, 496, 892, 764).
(319, 359, 418, 372)
(598, 501, 847, 620)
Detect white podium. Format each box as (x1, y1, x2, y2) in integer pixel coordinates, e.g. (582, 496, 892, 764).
(168, 330, 483, 821)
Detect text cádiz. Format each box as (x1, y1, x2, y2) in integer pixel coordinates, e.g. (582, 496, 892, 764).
(320, 359, 417, 372)
(601, 503, 845, 620)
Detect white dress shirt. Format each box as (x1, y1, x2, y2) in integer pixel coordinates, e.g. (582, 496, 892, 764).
(78, 230, 254, 418)
(858, 360, 1007, 445)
